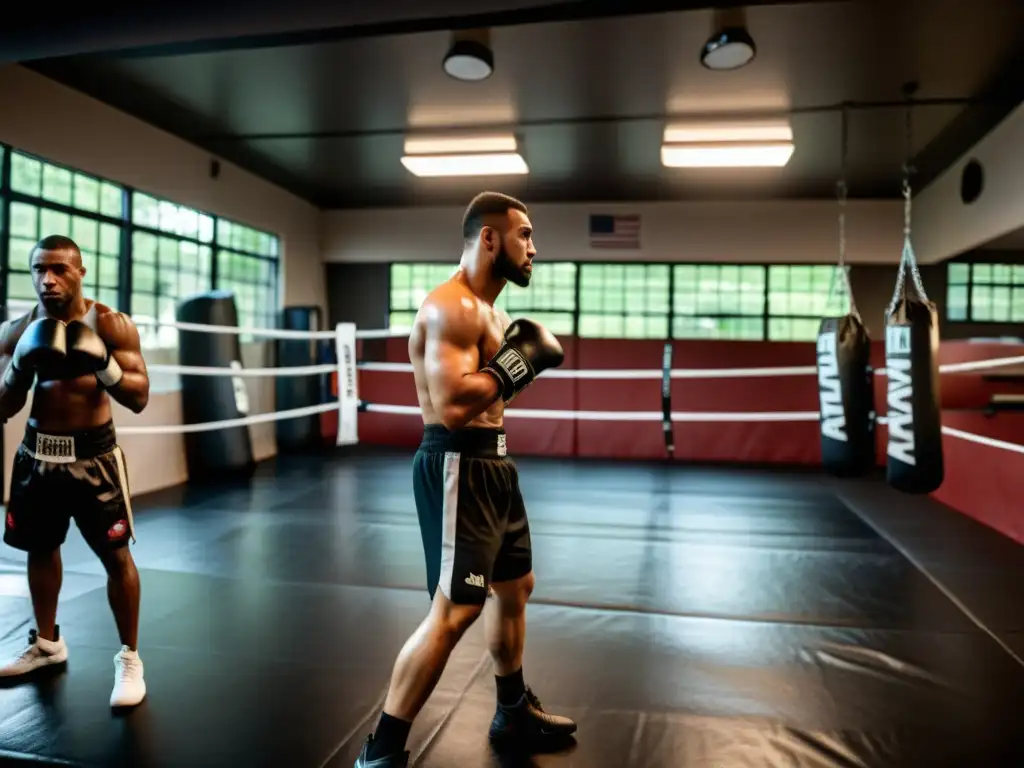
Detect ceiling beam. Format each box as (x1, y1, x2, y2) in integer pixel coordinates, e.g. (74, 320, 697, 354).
(2, 0, 835, 63)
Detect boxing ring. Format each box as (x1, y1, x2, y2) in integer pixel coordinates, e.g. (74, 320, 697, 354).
(0, 317, 1023, 768)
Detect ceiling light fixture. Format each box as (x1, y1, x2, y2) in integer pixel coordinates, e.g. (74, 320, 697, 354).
(701, 8, 756, 71)
(401, 134, 528, 177)
(443, 29, 494, 82)
(661, 119, 794, 168)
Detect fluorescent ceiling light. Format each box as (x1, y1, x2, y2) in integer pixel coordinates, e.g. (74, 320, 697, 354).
(401, 134, 528, 177)
(401, 153, 528, 177)
(661, 141, 794, 168)
(403, 135, 518, 154)
(663, 121, 792, 143)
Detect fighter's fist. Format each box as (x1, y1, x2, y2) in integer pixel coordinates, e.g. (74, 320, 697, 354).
(66, 321, 123, 388)
(4, 318, 67, 391)
(482, 318, 564, 404)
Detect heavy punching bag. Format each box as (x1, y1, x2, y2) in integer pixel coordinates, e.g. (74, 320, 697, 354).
(817, 311, 875, 477)
(275, 306, 322, 452)
(177, 291, 255, 481)
(884, 181, 943, 493)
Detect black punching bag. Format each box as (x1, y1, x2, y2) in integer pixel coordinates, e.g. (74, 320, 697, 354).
(816, 314, 875, 476)
(177, 291, 255, 481)
(275, 306, 322, 452)
(885, 245, 943, 493)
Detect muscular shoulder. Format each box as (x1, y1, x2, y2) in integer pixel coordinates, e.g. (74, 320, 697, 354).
(0, 312, 35, 354)
(419, 282, 485, 348)
(95, 305, 140, 349)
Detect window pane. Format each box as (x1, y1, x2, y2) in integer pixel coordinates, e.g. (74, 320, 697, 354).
(948, 263, 969, 285)
(579, 263, 669, 339)
(946, 284, 968, 321)
(41, 163, 73, 206)
(11, 153, 43, 196)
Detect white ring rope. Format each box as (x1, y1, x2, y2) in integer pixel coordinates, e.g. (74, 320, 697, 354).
(119, 319, 1024, 456)
(133, 318, 404, 341)
(133, 318, 1024, 378)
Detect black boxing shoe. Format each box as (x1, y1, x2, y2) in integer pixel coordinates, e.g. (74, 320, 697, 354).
(488, 686, 577, 746)
(353, 735, 409, 768)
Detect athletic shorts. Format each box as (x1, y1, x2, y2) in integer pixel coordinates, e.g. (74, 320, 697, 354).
(413, 425, 532, 605)
(4, 420, 135, 554)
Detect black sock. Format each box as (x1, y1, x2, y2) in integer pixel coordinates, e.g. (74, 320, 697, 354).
(369, 712, 411, 759)
(496, 667, 526, 706)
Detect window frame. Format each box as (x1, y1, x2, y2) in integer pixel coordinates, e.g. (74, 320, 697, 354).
(0, 144, 283, 348)
(387, 259, 855, 342)
(945, 258, 1024, 324)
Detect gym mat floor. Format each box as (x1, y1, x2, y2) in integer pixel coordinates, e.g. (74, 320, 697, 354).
(0, 448, 1021, 768)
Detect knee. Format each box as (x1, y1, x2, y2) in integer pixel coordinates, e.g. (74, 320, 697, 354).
(100, 547, 136, 579)
(433, 600, 483, 643)
(493, 571, 535, 615)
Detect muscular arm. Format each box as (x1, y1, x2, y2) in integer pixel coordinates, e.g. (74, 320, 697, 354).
(422, 298, 501, 430)
(98, 311, 150, 414)
(0, 322, 29, 422)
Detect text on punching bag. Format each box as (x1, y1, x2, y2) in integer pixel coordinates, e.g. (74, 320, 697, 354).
(816, 331, 846, 442)
(886, 325, 915, 466)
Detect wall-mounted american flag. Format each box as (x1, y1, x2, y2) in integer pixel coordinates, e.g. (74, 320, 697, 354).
(589, 214, 641, 249)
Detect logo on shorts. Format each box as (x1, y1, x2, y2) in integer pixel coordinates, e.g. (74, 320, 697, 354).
(464, 573, 486, 588)
(5, 512, 13, 530)
(497, 433, 507, 457)
(107, 520, 127, 540)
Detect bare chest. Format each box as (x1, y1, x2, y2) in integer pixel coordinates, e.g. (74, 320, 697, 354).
(477, 311, 508, 363)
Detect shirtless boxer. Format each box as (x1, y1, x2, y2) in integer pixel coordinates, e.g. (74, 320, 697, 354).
(355, 192, 575, 767)
(0, 235, 149, 708)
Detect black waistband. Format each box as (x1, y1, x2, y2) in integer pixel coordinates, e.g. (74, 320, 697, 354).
(23, 420, 116, 461)
(419, 425, 507, 458)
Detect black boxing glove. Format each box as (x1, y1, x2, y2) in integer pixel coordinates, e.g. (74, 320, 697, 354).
(482, 318, 565, 404)
(4, 318, 67, 391)
(65, 321, 123, 388)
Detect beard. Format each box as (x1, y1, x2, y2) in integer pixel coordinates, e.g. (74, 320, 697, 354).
(493, 243, 531, 288)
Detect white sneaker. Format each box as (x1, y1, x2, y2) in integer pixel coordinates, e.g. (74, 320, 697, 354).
(0, 628, 68, 677)
(110, 646, 146, 707)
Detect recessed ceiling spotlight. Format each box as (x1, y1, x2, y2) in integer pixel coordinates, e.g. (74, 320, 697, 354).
(443, 30, 494, 82)
(700, 8, 757, 71)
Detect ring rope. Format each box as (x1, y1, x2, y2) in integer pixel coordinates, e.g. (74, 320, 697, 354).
(115, 399, 1024, 458)
(133, 318, 404, 341)
(147, 363, 337, 377)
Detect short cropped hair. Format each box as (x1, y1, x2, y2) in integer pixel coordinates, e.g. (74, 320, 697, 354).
(32, 235, 81, 260)
(462, 191, 528, 243)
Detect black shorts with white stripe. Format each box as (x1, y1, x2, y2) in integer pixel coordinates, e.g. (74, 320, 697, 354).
(413, 425, 532, 605)
(4, 420, 135, 554)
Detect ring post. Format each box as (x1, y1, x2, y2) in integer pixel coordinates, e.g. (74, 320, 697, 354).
(335, 322, 359, 446)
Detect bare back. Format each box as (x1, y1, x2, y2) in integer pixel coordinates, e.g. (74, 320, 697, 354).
(0, 301, 124, 431)
(409, 278, 509, 429)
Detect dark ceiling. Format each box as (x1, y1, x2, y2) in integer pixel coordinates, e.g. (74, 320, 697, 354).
(18, 0, 1024, 209)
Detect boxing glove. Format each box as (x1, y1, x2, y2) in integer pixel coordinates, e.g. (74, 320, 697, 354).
(65, 321, 123, 388)
(482, 318, 564, 404)
(4, 318, 67, 391)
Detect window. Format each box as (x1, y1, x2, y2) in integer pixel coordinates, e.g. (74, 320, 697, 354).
(216, 218, 279, 340)
(389, 263, 458, 331)
(5, 151, 126, 321)
(947, 262, 1024, 322)
(496, 262, 576, 335)
(579, 263, 669, 338)
(673, 264, 764, 340)
(131, 192, 214, 348)
(389, 262, 577, 335)
(767, 265, 849, 341)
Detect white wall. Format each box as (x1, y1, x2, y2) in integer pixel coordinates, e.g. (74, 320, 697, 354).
(323, 199, 906, 265)
(0, 64, 327, 498)
(915, 100, 1024, 263)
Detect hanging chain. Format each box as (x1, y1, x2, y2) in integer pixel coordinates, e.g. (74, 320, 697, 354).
(828, 103, 859, 319)
(887, 85, 929, 318)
